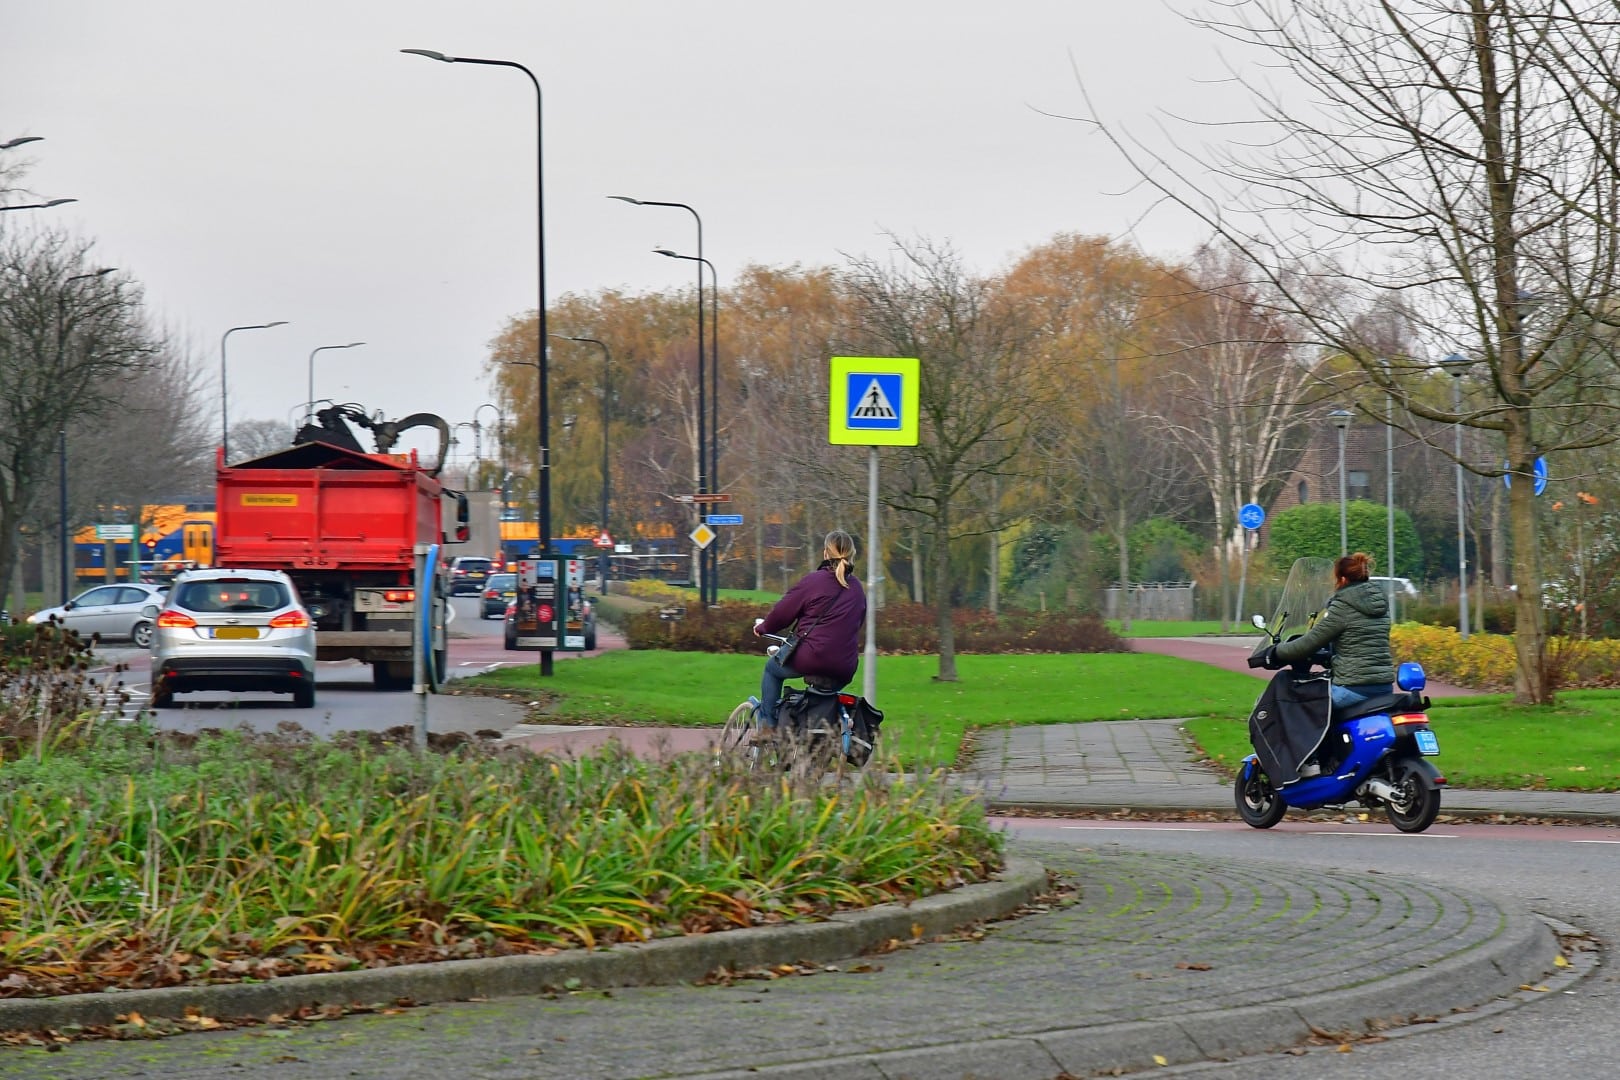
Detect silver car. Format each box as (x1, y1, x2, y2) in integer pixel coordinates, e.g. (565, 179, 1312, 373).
(150, 568, 317, 709)
(28, 583, 168, 647)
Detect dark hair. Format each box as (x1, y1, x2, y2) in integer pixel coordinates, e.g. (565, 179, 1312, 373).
(1336, 552, 1373, 584)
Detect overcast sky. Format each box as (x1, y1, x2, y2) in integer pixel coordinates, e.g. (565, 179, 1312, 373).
(2, 0, 1241, 464)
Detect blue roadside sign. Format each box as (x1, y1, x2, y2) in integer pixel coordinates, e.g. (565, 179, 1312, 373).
(706, 514, 744, 526)
(1238, 503, 1266, 530)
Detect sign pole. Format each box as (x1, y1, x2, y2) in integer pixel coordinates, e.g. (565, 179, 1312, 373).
(412, 543, 429, 750)
(1235, 503, 1265, 626)
(864, 446, 879, 705)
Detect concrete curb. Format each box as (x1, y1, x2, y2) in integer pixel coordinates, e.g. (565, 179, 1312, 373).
(0, 858, 1048, 1035)
(671, 900, 1560, 1080)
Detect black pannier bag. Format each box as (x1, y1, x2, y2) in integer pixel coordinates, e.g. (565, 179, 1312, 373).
(780, 689, 883, 766)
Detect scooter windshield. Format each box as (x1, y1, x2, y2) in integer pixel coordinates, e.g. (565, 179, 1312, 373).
(1249, 557, 1337, 663)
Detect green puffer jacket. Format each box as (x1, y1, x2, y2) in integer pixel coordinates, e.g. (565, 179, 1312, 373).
(1273, 579, 1395, 687)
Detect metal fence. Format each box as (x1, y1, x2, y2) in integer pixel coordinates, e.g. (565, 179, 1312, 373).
(1102, 582, 1196, 621)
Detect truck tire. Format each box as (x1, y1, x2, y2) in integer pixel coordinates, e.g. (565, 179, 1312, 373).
(372, 661, 412, 691)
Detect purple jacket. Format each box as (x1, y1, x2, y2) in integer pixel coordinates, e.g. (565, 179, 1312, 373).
(758, 562, 866, 684)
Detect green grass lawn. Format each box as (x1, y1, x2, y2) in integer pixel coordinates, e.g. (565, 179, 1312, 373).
(1183, 689, 1620, 792)
(459, 651, 1261, 767)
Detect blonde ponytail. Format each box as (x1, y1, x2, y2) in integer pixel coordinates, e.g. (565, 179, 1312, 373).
(823, 530, 856, 589)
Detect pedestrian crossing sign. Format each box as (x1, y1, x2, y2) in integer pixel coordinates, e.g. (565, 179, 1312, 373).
(828, 356, 920, 446)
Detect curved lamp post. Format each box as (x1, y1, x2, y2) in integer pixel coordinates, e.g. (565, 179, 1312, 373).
(57, 268, 117, 602)
(406, 46, 553, 676)
(306, 342, 364, 424)
(653, 246, 721, 606)
(554, 335, 612, 594)
(1328, 410, 1352, 557)
(612, 196, 712, 603)
(221, 321, 288, 461)
(1442, 354, 1472, 639)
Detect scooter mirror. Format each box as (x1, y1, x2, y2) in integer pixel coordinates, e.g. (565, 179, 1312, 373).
(1251, 614, 1266, 629)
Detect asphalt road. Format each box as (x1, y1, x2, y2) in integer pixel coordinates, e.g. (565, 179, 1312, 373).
(1003, 817, 1620, 1079)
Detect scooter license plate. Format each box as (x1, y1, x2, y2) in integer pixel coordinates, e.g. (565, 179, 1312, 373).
(1415, 730, 1439, 755)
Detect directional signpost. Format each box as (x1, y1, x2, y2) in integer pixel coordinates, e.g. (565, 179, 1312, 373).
(829, 356, 921, 706)
(706, 514, 743, 526)
(1235, 502, 1265, 628)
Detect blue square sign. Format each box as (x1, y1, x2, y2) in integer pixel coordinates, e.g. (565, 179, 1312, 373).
(846, 372, 904, 430)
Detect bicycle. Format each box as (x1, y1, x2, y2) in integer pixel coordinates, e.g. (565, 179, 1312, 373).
(713, 628, 880, 775)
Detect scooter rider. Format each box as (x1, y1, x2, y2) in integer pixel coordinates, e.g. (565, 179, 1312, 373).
(1267, 552, 1395, 713)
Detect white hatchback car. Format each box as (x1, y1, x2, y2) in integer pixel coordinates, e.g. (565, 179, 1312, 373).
(150, 568, 317, 709)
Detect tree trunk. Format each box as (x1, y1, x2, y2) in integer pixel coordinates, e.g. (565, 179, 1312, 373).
(988, 531, 999, 616)
(1506, 441, 1549, 703)
(1490, 483, 1508, 588)
(932, 499, 957, 682)
(911, 523, 924, 605)
(1116, 506, 1132, 634)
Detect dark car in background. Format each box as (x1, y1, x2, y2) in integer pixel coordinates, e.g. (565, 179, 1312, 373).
(449, 556, 494, 596)
(480, 573, 517, 619)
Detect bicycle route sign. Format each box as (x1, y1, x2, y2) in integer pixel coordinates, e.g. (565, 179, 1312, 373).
(828, 356, 920, 447)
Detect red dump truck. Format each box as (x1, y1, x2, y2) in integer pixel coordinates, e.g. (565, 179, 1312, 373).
(214, 406, 469, 690)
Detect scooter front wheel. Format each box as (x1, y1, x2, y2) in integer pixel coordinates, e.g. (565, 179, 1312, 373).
(1383, 756, 1441, 833)
(1235, 763, 1288, 829)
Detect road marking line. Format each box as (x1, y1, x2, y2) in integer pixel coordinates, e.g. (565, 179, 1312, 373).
(1303, 830, 1458, 838)
(1058, 825, 1210, 832)
(1571, 839, 1620, 844)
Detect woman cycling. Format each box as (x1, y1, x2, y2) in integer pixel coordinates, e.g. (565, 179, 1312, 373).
(1271, 551, 1395, 712)
(753, 529, 867, 730)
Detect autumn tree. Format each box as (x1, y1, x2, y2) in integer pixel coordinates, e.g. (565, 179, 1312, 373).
(1096, 0, 1620, 702)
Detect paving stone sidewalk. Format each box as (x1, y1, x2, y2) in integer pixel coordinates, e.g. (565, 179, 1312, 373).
(0, 846, 1560, 1080)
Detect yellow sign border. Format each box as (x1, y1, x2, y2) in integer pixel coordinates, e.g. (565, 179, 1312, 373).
(828, 356, 920, 446)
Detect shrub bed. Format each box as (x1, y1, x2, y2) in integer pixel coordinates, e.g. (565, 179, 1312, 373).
(625, 601, 1127, 655)
(1391, 623, 1620, 692)
(0, 723, 1002, 998)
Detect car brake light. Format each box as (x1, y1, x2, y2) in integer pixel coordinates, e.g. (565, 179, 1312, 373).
(1393, 713, 1429, 725)
(269, 611, 311, 628)
(484, 588, 498, 598)
(156, 610, 196, 628)
(383, 590, 415, 603)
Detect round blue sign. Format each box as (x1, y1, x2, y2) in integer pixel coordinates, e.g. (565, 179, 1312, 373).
(1238, 503, 1266, 530)
(1502, 457, 1549, 496)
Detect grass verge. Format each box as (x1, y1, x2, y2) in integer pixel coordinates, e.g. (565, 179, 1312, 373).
(456, 651, 1262, 767)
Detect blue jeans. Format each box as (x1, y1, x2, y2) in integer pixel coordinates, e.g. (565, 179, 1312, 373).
(1331, 682, 1393, 712)
(759, 654, 802, 728)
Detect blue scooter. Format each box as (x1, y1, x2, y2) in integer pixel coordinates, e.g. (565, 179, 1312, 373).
(1234, 558, 1446, 834)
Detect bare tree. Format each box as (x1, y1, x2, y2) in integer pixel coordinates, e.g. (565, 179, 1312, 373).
(227, 417, 297, 463)
(841, 238, 1049, 681)
(1091, 0, 1620, 702)
(0, 230, 156, 604)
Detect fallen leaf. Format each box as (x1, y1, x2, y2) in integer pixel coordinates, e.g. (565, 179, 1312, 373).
(1520, 984, 1551, 992)
(1175, 962, 1212, 971)
(1555, 955, 1570, 968)
(1153, 1054, 1167, 1066)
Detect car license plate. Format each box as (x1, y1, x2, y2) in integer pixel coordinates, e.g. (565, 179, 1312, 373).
(213, 626, 260, 640)
(1414, 729, 1439, 755)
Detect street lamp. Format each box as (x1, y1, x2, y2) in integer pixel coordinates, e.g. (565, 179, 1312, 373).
(474, 402, 503, 487)
(406, 46, 554, 676)
(1377, 359, 1397, 612)
(57, 267, 117, 603)
(1329, 410, 1352, 556)
(1442, 354, 1472, 639)
(0, 197, 76, 213)
(221, 321, 288, 462)
(554, 335, 612, 594)
(305, 342, 364, 424)
(1, 136, 44, 150)
(654, 246, 722, 606)
(611, 195, 711, 602)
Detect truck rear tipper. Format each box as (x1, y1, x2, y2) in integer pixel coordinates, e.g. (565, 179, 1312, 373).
(214, 405, 469, 690)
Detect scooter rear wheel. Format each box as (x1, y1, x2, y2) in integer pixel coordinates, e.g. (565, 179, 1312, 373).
(1235, 765, 1288, 829)
(1383, 757, 1441, 833)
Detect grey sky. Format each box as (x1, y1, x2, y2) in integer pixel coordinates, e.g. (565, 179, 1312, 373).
(3, 1, 1229, 463)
